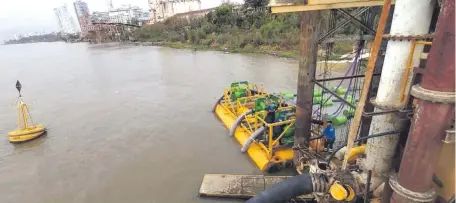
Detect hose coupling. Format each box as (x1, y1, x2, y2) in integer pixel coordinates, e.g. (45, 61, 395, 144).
(310, 173, 330, 193)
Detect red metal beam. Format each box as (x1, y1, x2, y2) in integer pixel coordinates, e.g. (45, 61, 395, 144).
(420, 2, 455, 92)
(391, 0, 455, 202)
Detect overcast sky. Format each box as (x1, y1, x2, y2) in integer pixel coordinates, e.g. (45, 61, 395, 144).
(0, 0, 244, 41)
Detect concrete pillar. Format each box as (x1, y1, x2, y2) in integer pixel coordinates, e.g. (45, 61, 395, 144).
(363, 0, 435, 185)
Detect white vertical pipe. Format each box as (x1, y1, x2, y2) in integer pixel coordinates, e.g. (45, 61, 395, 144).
(364, 0, 435, 175)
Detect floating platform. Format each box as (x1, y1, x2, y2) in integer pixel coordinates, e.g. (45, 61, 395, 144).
(8, 125, 46, 143)
(215, 104, 294, 171)
(199, 174, 314, 201)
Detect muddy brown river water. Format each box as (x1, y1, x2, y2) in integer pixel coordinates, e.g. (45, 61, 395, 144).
(0, 42, 310, 203)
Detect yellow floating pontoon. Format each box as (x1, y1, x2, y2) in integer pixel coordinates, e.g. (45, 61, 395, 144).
(8, 101, 46, 143)
(8, 81, 46, 143)
(214, 82, 295, 172)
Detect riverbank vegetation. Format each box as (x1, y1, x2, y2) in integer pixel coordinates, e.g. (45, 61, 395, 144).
(3, 33, 79, 45)
(134, 0, 355, 59)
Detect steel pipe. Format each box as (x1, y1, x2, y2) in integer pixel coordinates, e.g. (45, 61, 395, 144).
(363, 0, 436, 176)
(391, 0, 455, 202)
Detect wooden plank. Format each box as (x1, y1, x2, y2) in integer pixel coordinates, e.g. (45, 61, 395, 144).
(199, 174, 314, 200)
(270, 0, 396, 13)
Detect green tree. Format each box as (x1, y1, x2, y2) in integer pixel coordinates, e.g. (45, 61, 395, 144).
(212, 4, 235, 27)
(245, 0, 268, 8)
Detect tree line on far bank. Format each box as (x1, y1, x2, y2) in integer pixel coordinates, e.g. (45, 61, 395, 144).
(134, 0, 356, 58)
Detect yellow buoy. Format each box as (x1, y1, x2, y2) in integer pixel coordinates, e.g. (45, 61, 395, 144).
(8, 81, 46, 143)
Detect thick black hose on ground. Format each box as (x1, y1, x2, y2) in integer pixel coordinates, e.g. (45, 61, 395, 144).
(245, 174, 313, 203)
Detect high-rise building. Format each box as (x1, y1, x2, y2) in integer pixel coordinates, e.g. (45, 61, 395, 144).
(74, 0, 90, 16)
(73, 0, 92, 37)
(108, 5, 144, 24)
(54, 4, 78, 34)
(148, 0, 202, 23)
(91, 5, 148, 25)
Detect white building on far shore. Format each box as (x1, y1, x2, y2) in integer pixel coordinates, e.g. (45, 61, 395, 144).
(54, 4, 78, 34)
(91, 5, 149, 25)
(148, 0, 202, 23)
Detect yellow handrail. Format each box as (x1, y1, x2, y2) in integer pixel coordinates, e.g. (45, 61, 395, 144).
(271, 121, 296, 146)
(400, 40, 432, 102)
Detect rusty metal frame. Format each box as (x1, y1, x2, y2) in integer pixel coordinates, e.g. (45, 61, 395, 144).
(316, 73, 381, 82)
(321, 35, 374, 43)
(337, 8, 377, 34)
(314, 81, 357, 109)
(318, 7, 371, 43)
(382, 34, 434, 41)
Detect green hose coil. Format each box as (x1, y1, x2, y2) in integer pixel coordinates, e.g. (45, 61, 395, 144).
(331, 116, 348, 126)
(343, 108, 355, 117)
(336, 88, 347, 95)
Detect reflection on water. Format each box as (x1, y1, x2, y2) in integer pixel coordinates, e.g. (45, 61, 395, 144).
(0, 42, 303, 203)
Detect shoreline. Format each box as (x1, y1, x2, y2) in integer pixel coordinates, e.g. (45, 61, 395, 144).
(129, 41, 352, 69)
(127, 41, 301, 60)
(4, 40, 352, 69)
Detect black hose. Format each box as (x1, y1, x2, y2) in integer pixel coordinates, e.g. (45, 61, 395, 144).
(354, 130, 404, 142)
(312, 119, 325, 126)
(246, 174, 313, 203)
(326, 145, 346, 166)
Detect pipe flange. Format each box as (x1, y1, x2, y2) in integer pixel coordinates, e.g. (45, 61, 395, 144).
(411, 85, 455, 104)
(389, 173, 436, 202)
(310, 173, 329, 193)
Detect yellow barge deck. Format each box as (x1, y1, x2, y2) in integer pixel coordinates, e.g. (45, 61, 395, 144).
(215, 104, 293, 171)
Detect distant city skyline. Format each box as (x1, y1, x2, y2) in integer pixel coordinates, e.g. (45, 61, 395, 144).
(0, 0, 244, 41)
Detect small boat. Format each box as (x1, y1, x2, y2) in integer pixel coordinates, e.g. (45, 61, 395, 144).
(8, 81, 46, 143)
